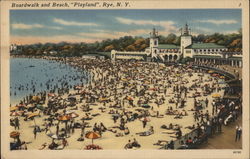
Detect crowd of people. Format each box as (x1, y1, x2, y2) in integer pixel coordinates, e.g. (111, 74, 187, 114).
(9, 56, 242, 150)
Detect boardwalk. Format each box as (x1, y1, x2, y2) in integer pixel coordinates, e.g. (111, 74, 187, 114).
(199, 116, 242, 149)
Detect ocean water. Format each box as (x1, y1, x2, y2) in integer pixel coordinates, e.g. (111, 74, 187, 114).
(10, 58, 88, 105)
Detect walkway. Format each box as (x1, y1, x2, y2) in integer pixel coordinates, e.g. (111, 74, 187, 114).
(199, 116, 242, 149)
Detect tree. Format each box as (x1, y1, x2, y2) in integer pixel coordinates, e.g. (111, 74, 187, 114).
(126, 45, 136, 51)
(104, 45, 114, 52)
(166, 33, 177, 44)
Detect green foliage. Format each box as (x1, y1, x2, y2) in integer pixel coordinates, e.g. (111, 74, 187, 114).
(192, 28, 242, 51)
(15, 28, 242, 56)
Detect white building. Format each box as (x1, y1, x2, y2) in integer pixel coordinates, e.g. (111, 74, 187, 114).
(111, 24, 242, 67)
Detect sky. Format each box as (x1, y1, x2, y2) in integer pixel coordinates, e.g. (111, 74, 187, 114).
(10, 9, 242, 45)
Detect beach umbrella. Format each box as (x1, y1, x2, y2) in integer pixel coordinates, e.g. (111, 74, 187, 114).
(27, 104, 35, 108)
(10, 111, 20, 116)
(58, 115, 71, 136)
(36, 104, 45, 110)
(127, 96, 133, 101)
(212, 93, 221, 98)
(18, 104, 27, 109)
(74, 86, 82, 90)
(68, 96, 76, 100)
(48, 93, 56, 97)
(69, 112, 79, 118)
(149, 88, 157, 91)
(212, 73, 219, 77)
(85, 131, 101, 144)
(10, 106, 18, 112)
(32, 96, 40, 102)
(80, 90, 87, 94)
(58, 115, 71, 121)
(65, 110, 74, 114)
(27, 112, 39, 125)
(27, 112, 39, 119)
(10, 131, 20, 138)
(140, 117, 151, 122)
(141, 104, 150, 108)
(99, 98, 109, 102)
(144, 81, 150, 84)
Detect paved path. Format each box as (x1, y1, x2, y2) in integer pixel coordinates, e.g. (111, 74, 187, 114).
(199, 116, 242, 149)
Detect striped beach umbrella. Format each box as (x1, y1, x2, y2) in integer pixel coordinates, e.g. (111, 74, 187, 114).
(58, 115, 71, 121)
(27, 112, 40, 125)
(69, 112, 79, 118)
(10, 131, 20, 138)
(32, 96, 40, 102)
(27, 113, 39, 119)
(48, 93, 56, 97)
(127, 96, 133, 101)
(212, 93, 221, 98)
(10, 111, 20, 116)
(10, 106, 18, 112)
(208, 70, 214, 74)
(85, 131, 101, 144)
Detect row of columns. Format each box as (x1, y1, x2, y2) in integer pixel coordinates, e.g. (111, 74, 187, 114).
(164, 55, 179, 61)
(194, 58, 242, 68)
(231, 60, 242, 67)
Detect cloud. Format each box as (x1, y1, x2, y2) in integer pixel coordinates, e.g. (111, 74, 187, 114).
(12, 23, 63, 30)
(192, 27, 213, 34)
(79, 29, 152, 40)
(116, 17, 174, 26)
(12, 23, 44, 29)
(221, 30, 238, 34)
(10, 35, 98, 45)
(53, 18, 98, 27)
(196, 19, 238, 25)
(49, 26, 63, 30)
(115, 17, 178, 35)
(11, 28, 152, 45)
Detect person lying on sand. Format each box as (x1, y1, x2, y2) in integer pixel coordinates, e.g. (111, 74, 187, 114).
(185, 124, 195, 130)
(124, 140, 133, 149)
(77, 134, 84, 141)
(136, 126, 154, 136)
(153, 140, 168, 146)
(168, 128, 182, 139)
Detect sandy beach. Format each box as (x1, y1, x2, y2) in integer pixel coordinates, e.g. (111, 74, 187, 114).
(10, 57, 229, 150)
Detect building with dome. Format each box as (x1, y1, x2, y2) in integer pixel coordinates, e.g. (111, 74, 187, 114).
(111, 24, 242, 67)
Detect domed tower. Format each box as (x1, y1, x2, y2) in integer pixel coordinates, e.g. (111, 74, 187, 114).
(181, 23, 192, 57)
(149, 28, 159, 58)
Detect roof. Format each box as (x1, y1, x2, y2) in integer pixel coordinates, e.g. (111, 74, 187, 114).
(83, 53, 104, 56)
(116, 53, 147, 56)
(158, 44, 180, 49)
(228, 57, 242, 60)
(193, 55, 222, 59)
(186, 43, 226, 49)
